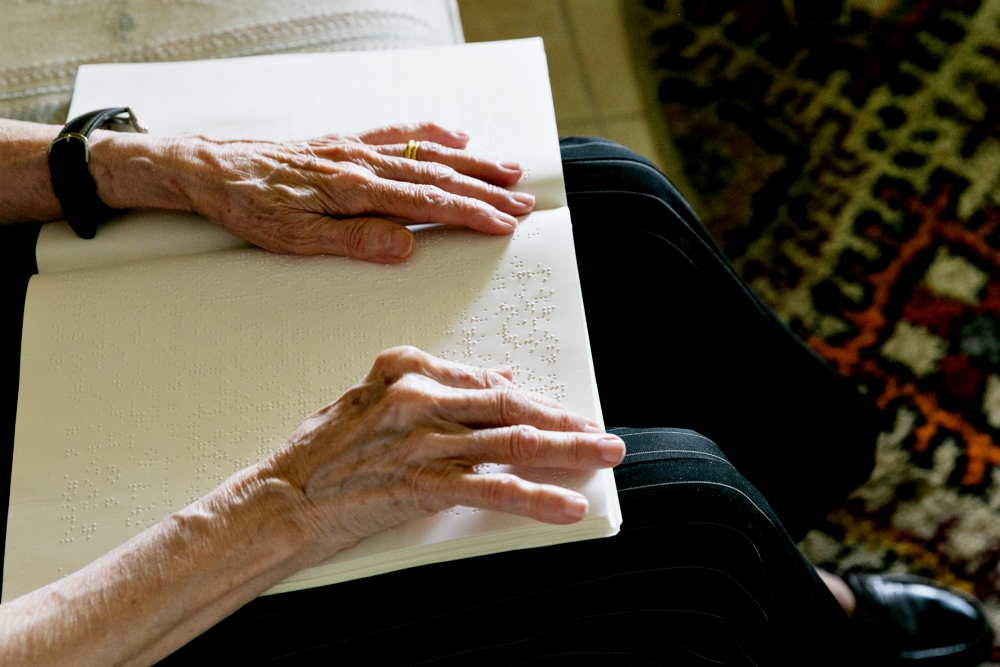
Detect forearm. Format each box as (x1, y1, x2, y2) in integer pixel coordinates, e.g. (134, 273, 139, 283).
(0, 119, 201, 225)
(0, 464, 318, 667)
(0, 120, 61, 223)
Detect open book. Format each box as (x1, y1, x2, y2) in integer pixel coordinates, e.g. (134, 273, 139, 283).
(2, 39, 620, 601)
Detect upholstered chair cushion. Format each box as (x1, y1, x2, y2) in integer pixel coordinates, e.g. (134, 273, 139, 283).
(1, 0, 463, 123)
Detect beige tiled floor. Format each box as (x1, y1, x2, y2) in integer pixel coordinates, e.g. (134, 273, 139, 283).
(457, 0, 664, 172)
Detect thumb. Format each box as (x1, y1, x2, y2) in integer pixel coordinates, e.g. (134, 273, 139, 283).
(319, 216, 416, 263)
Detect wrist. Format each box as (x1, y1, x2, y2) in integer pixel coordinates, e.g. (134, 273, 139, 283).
(87, 130, 206, 213)
(183, 463, 320, 583)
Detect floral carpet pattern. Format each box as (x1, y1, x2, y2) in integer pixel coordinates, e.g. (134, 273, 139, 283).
(628, 0, 1000, 654)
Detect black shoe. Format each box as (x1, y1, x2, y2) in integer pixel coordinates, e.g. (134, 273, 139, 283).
(847, 573, 994, 665)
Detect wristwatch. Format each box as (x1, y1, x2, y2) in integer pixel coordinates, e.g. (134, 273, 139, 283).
(48, 107, 148, 239)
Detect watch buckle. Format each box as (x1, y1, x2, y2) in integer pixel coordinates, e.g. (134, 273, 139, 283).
(48, 132, 91, 161)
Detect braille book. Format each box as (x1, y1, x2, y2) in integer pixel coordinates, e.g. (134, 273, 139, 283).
(2, 38, 620, 601)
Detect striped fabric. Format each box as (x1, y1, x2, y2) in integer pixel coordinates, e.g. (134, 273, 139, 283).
(1, 0, 463, 124)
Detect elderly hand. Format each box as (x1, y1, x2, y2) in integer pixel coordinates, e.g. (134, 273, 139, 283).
(260, 346, 623, 556)
(0, 347, 621, 667)
(87, 121, 534, 263)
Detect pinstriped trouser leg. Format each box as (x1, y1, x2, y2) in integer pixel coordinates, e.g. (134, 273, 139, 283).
(561, 135, 881, 541)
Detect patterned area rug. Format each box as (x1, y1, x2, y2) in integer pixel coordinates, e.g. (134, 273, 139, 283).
(626, 0, 1000, 652)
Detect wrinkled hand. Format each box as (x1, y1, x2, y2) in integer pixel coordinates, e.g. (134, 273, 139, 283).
(262, 347, 624, 554)
(179, 122, 535, 262)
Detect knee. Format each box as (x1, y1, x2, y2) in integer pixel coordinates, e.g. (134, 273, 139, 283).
(612, 425, 730, 462)
(612, 427, 736, 499)
(559, 135, 656, 168)
(559, 136, 696, 221)
(611, 427, 782, 534)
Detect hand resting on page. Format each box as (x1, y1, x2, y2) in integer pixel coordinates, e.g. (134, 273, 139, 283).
(0, 347, 623, 667)
(1, 119, 535, 262)
(266, 346, 622, 550)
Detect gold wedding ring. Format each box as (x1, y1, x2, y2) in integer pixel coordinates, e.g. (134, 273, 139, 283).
(404, 139, 419, 161)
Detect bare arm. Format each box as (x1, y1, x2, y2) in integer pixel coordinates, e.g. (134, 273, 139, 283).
(0, 120, 62, 223)
(0, 119, 535, 262)
(0, 468, 309, 667)
(0, 348, 623, 666)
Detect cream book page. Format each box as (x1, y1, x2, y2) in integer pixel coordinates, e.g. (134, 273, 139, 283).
(4, 40, 619, 601)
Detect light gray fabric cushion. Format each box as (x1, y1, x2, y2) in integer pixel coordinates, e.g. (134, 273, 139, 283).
(2, 0, 463, 124)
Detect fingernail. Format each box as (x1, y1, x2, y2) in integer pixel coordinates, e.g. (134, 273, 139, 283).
(511, 192, 535, 207)
(386, 229, 414, 259)
(599, 437, 626, 463)
(454, 130, 470, 140)
(495, 212, 518, 229)
(500, 161, 521, 171)
(561, 494, 589, 521)
(583, 423, 604, 433)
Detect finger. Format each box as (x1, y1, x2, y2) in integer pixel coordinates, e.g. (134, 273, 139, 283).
(368, 346, 514, 390)
(368, 156, 534, 217)
(447, 472, 590, 524)
(283, 214, 416, 263)
(434, 426, 625, 468)
(432, 385, 601, 433)
(485, 367, 570, 410)
(370, 142, 523, 187)
(492, 365, 514, 382)
(354, 122, 470, 149)
(520, 391, 569, 412)
(351, 180, 518, 235)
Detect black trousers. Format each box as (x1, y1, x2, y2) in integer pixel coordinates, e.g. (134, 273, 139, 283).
(562, 136, 879, 540)
(0, 138, 879, 665)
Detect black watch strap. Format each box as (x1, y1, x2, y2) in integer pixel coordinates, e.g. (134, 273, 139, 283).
(47, 107, 148, 240)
